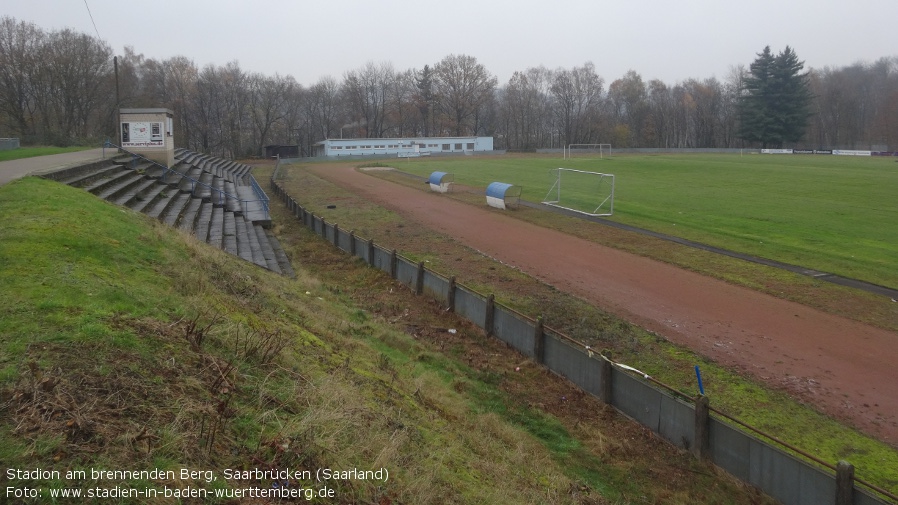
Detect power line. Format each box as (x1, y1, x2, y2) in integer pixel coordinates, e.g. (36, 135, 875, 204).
(82, 0, 102, 40)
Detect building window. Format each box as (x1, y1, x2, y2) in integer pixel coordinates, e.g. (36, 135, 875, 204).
(442, 144, 450, 151)
(455, 143, 462, 150)
(467, 143, 474, 150)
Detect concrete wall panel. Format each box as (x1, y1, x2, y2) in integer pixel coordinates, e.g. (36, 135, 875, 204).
(658, 394, 694, 450)
(455, 287, 486, 328)
(611, 369, 661, 432)
(492, 307, 535, 357)
(543, 334, 601, 397)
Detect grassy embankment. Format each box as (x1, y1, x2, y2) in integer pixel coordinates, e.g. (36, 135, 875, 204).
(0, 175, 778, 503)
(271, 160, 898, 498)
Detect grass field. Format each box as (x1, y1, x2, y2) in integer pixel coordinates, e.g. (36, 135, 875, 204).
(393, 154, 898, 289)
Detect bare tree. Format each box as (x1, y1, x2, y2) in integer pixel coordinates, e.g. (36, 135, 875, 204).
(608, 70, 648, 147)
(550, 62, 604, 146)
(193, 63, 245, 156)
(501, 66, 553, 150)
(306, 76, 343, 142)
(150, 56, 199, 149)
(189, 61, 249, 157)
(0, 17, 43, 140)
(646, 79, 674, 147)
(807, 58, 898, 150)
(719, 66, 744, 148)
(384, 68, 417, 137)
(433, 54, 497, 136)
(248, 73, 294, 155)
(342, 61, 393, 138)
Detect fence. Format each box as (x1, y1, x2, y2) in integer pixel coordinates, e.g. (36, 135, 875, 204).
(269, 177, 895, 505)
(0, 138, 20, 151)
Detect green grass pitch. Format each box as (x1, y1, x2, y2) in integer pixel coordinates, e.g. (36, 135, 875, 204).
(391, 153, 898, 289)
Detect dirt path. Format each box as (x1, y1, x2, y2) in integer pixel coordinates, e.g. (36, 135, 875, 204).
(309, 163, 898, 447)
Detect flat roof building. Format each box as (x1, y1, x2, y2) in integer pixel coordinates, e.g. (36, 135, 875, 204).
(313, 136, 493, 158)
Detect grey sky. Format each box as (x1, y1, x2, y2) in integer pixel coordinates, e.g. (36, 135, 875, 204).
(5, 0, 896, 86)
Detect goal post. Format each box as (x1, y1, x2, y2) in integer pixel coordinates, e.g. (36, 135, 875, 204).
(564, 143, 612, 160)
(542, 168, 615, 216)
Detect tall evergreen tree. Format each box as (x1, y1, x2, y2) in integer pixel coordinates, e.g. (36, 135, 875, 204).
(415, 65, 434, 136)
(738, 46, 812, 148)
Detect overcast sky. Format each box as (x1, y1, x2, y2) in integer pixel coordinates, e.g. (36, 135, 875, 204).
(5, 0, 896, 86)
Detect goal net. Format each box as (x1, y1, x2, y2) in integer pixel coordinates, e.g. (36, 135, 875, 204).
(564, 143, 612, 160)
(542, 168, 615, 216)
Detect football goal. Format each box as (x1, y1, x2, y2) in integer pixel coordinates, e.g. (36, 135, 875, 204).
(542, 168, 615, 216)
(564, 143, 612, 160)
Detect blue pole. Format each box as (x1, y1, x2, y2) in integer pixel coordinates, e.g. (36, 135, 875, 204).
(695, 365, 705, 396)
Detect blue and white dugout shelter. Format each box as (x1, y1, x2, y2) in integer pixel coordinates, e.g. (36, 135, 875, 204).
(428, 172, 454, 193)
(485, 182, 522, 210)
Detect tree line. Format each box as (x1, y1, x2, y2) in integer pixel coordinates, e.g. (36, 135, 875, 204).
(1, 16, 896, 157)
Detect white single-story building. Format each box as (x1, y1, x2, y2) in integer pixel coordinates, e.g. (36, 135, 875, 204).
(313, 136, 493, 157)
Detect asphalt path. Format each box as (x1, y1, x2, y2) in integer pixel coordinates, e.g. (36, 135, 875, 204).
(0, 148, 107, 186)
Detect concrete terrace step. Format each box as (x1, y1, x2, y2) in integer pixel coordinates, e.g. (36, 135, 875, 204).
(211, 160, 226, 178)
(236, 185, 270, 226)
(193, 171, 213, 201)
(162, 193, 192, 227)
(51, 152, 291, 276)
(224, 181, 242, 215)
(234, 216, 254, 263)
(59, 165, 122, 189)
(128, 182, 170, 214)
(265, 228, 295, 278)
(146, 186, 181, 220)
(242, 216, 267, 267)
(178, 167, 203, 193)
(223, 212, 238, 256)
(178, 198, 203, 232)
(112, 177, 159, 207)
(159, 163, 190, 186)
(207, 206, 224, 250)
(196, 158, 212, 173)
(212, 177, 226, 207)
(143, 162, 168, 179)
(194, 202, 213, 242)
(232, 162, 250, 176)
(84, 168, 139, 196)
(252, 224, 282, 274)
(96, 171, 148, 201)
